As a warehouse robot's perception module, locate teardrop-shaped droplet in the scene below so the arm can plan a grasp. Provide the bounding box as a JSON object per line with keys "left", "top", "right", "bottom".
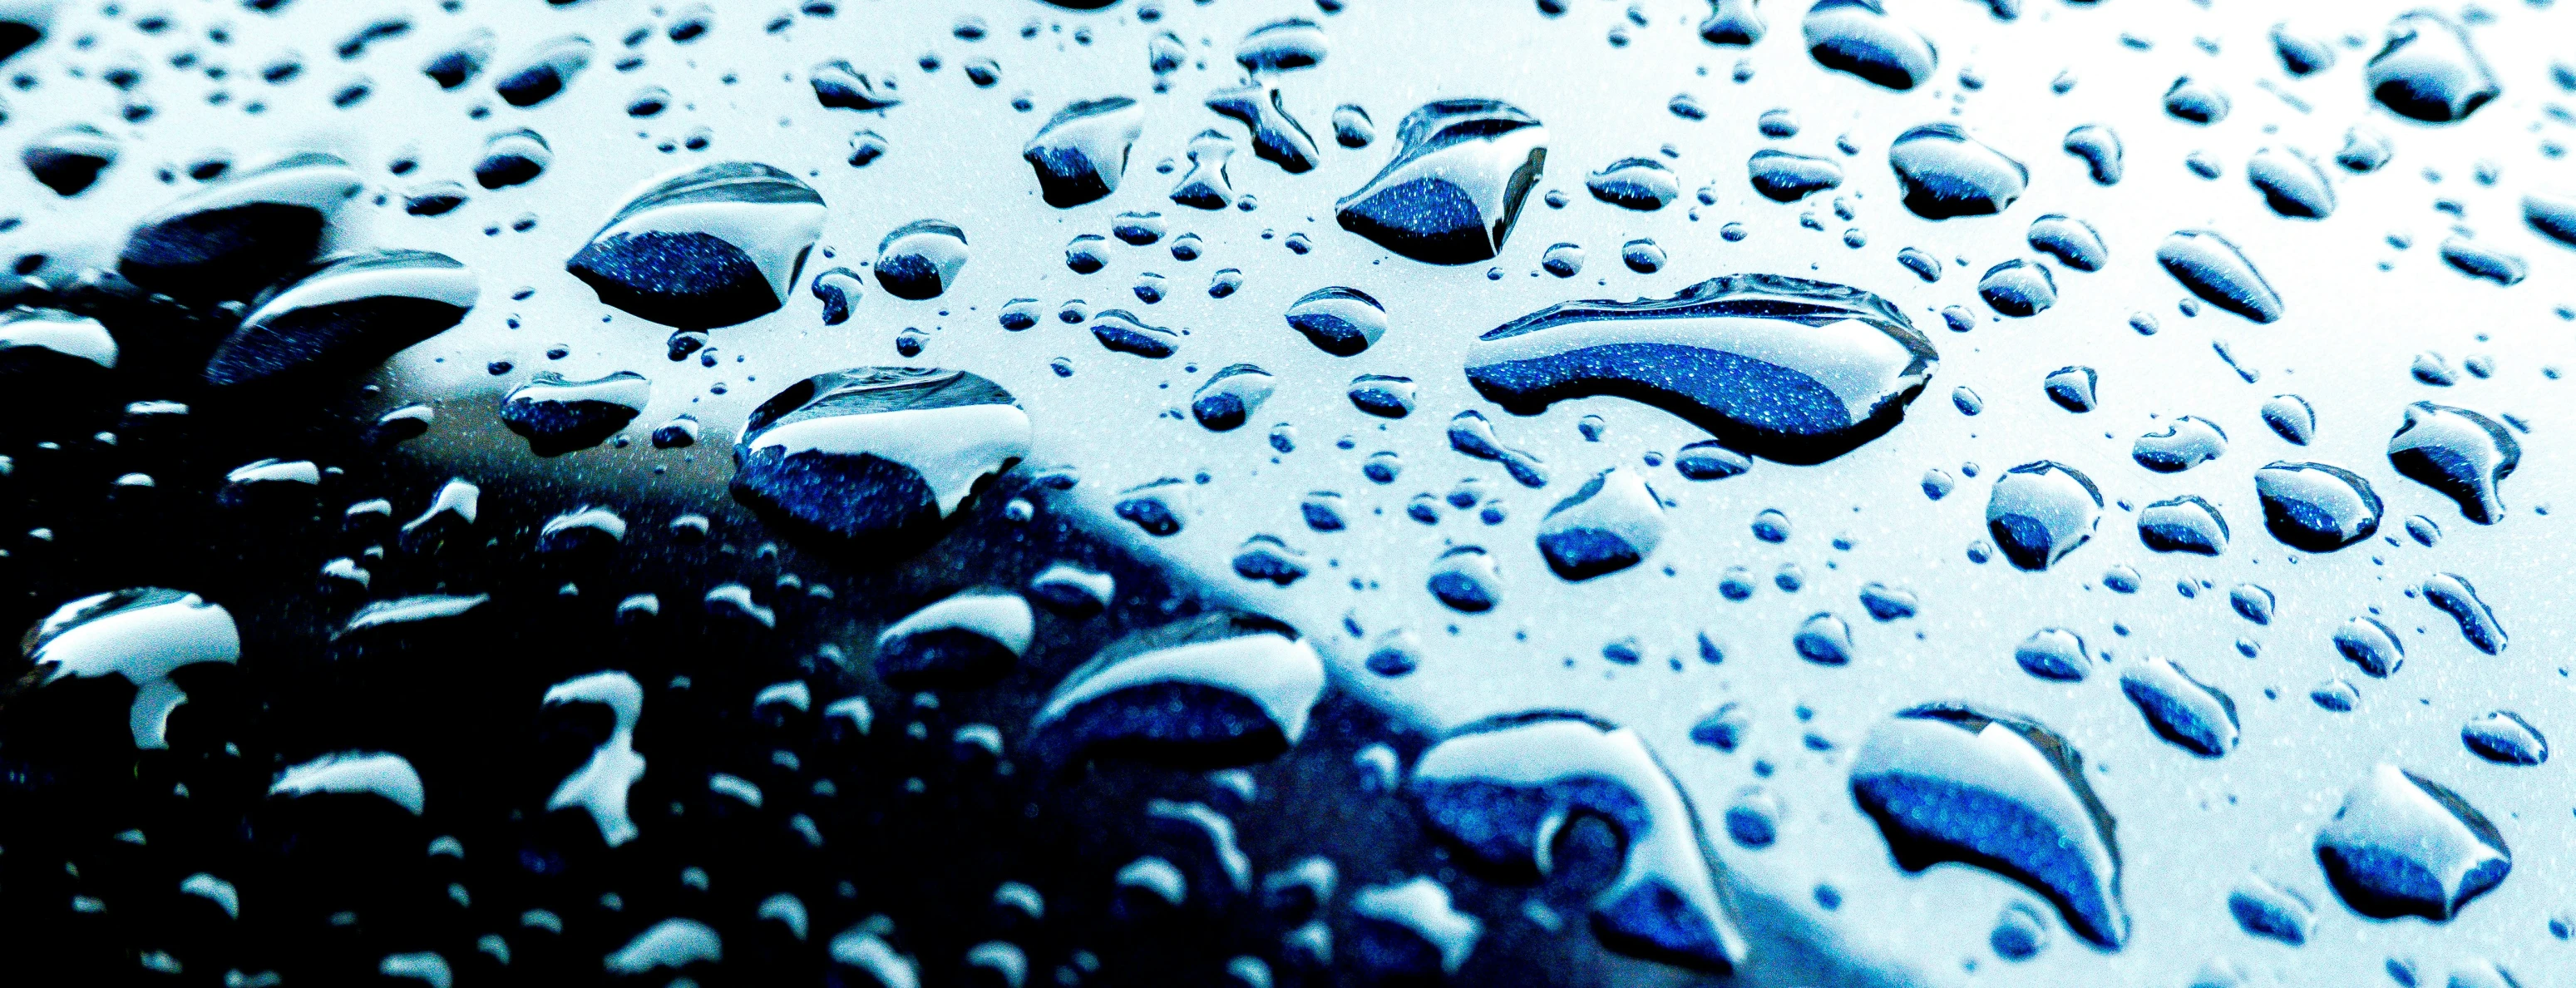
{"left": 876, "top": 589, "right": 1034, "bottom": 689}
{"left": 1851, "top": 703, "right": 2128, "bottom": 948}
{"left": 2364, "top": 12, "right": 2500, "bottom": 124}
{"left": 2263, "top": 394, "right": 2315, "bottom": 445}
{"left": 1465, "top": 274, "right": 1936, "bottom": 465}
{"left": 1285, "top": 286, "right": 1387, "bottom": 356}
{"left": 2157, "top": 230, "right": 2282, "bottom": 324}
{"left": 1976, "top": 260, "right": 2055, "bottom": 318}
{"left": 22, "top": 122, "right": 118, "bottom": 196}
{"left": 1336, "top": 99, "right": 1547, "bottom": 264}
{"left": 566, "top": 162, "right": 827, "bottom": 329}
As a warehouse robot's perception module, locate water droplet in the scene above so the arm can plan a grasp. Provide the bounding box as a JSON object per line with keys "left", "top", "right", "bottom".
{"left": 566, "top": 162, "right": 827, "bottom": 329}
{"left": 1034, "top": 611, "right": 1323, "bottom": 766}
{"left": 2041, "top": 366, "right": 2097, "bottom": 412}
{"left": 732, "top": 368, "right": 1029, "bottom": 547}
{"left": 2227, "top": 876, "right": 2316, "bottom": 946}
{"left": 23, "top": 589, "right": 241, "bottom": 748}
{"left": 1409, "top": 713, "right": 1748, "bottom": 971}
{"left": 1851, "top": 703, "right": 2127, "bottom": 948}
{"left": 1236, "top": 17, "right": 1328, "bottom": 73}
{"left": 23, "top": 123, "right": 118, "bottom": 195}
{"left": 1331, "top": 103, "right": 1374, "bottom": 148}
{"left": 2246, "top": 148, "right": 2336, "bottom": 219}
{"left": 1348, "top": 374, "right": 1418, "bottom": 418}
{"left": 2026, "top": 215, "right": 2107, "bottom": 272}
{"left": 2014, "top": 628, "right": 2090, "bottom": 681}
{"left": 2439, "top": 237, "right": 2526, "bottom": 286}
{"left": 208, "top": 250, "right": 476, "bottom": 387}
{"left": 1192, "top": 363, "right": 1276, "bottom": 432}
{"left": 2388, "top": 403, "right": 2517, "bottom": 524}
{"left": 2062, "top": 124, "right": 2123, "bottom": 185}
{"left": 1976, "top": 260, "right": 2055, "bottom": 317}
{"left": 1804, "top": 0, "right": 1937, "bottom": 91}
{"left": 1207, "top": 80, "right": 1320, "bottom": 174}
{"left": 876, "top": 589, "right": 1034, "bottom": 688}
{"left": 1794, "top": 612, "right": 1853, "bottom": 664}
{"left": 501, "top": 370, "right": 650, "bottom": 456}
{"left": 1889, "top": 124, "right": 2027, "bottom": 220}
{"left": 1986, "top": 462, "right": 2101, "bottom": 571}
{"left": 2271, "top": 23, "right": 2337, "bottom": 76}
{"left": 873, "top": 219, "right": 968, "bottom": 300}
{"left": 2365, "top": 12, "right": 2500, "bottom": 124}
{"left": 2263, "top": 394, "right": 2315, "bottom": 445}
{"left": 2333, "top": 616, "right": 2406, "bottom": 678}
{"left": 2421, "top": 572, "right": 2504, "bottom": 655}
{"left": 1466, "top": 274, "right": 1937, "bottom": 465}
{"left": 2162, "top": 76, "right": 2229, "bottom": 124}
{"left": 2255, "top": 462, "right": 2382, "bottom": 551}
{"left": 2139, "top": 496, "right": 2229, "bottom": 556}
{"left": 2337, "top": 126, "right": 2394, "bottom": 173}
{"left": 2460, "top": 711, "right": 2546, "bottom": 766}
{"left": 1428, "top": 546, "right": 1503, "bottom": 612}
{"left": 2525, "top": 191, "right": 2576, "bottom": 249}
{"left": 1336, "top": 99, "right": 1546, "bottom": 264}
{"left": 1748, "top": 150, "right": 1843, "bottom": 201}
{"left": 1587, "top": 157, "right": 1679, "bottom": 210}
{"left": 1700, "top": 0, "right": 1766, "bottom": 45}
{"left": 1537, "top": 468, "right": 1666, "bottom": 580}
{"left": 810, "top": 59, "right": 901, "bottom": 111}
{"left": 492, "top": 33, "right": 591, "bottom": 107}
{"left": 1284, "top": 286, "right": 1386, "bottom": 356}
{"left": 2120, "top": 656, "right": 2240, "bottom": 757}
{"left": 1349, "top": 877, "right": 1483, "bottom": 978}
{"left": 2157, "top": 230, "right": 2282, "bottom": 324}
{"left": 2315, "top": 763, "right": 2509, "bottom": 921}
{"left": 120, "top": 152, "right": 363, "bottom": 301}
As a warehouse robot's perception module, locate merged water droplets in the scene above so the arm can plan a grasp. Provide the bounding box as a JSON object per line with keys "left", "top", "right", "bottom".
{"left": 1985, "top": 462, "right": 2101, "bottom": 571}
{"left": 565, "top": 163, "right": 827, "bottom": 329}
{"left": 731, "top": 368, "right": 1029, "bottom": 548}
{"left": 1888, "top": 125, "right": 2026, "bottom": 220}
{"left": 2388, "top": 403, "right": 2518, "bottom": 524}
{"left": 1465, "top": 274, "right": 1936, "bottom": 465}
{"left": 1335, "top": 99, "right": 1547, "bottom": 264}
{"left": 1409, "top": 713, "right": 1749, "bottom": 971}
{"left": 1170, "top": 130, "right": 1238, "bottom": 210}
{"left": 1850, "top": 704, "right": 2127, "bottom": 949}
{"left": 1207, "top": 80, "right": 1320, "bottom": 175}
{"left": 1024, "top": 97, "right": 1144, "bottom": 208}
{"left": 2061, "top": 124, "right": 2123, "bottom": 185}
{"left": 2255, "top": 462, "right": 2382, "bottom": 552}
{"left": 1032, "top": 611, "right": 1323, "bottom": 768}
{"left": 2314, "top": 764, "right": 2509, "bottom": 921}
{"left": 21, "top": 589, "right": 241, "bottom": 749}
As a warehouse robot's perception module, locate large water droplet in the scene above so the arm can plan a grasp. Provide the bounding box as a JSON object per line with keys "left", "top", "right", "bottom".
{"left": 1851, "top": 703, "right": 2128, "bottom": 949}
{"left": 1803, "top": 0, "right": 1937, "bottom": 91}
{"left": 876, "top": 589, "right": 1034, "bottom": 689}
{"left": 1033, "top": 611, "right": 1323, "bottom": 768}
{"left": 565, "top": 162, "right": 827, "bottom": 329}
{"left": 22, "top": 588, "right": 241, "bottom": 749}
{"left": 2364, "top": 12, "right": 2500, "bottom": 124}
{"left": 2134, "top": 416, "right": 2228, "bottom": 472}
{"left": 501, "top": 370, "right": 650, "bottom": 457}
{"left": 2315, "top": 764, "right": 2509, "bottom": 921}
{"left": 210, "top": 250, "right": 477, "bottom": 387}
{"left": 2388, "top": 402, "right": 2518, "bottom": 524}
{"left": 874, "top": 220, "right": 969, "bottom": 301}
{"left": 1465, "top": 274, "right": 1936, "bottom": 465}
{"left": 1336, "top": 99, "right": 1547, "bottom": 264}
{"left": 119, "top": 152, "right": 364, "bottom": 301}
{"left": 731, "top": 368, "right": 1029, "bottom": 548}
{"left": 1409, "top": 713, "right": 1749, "bottom": 971}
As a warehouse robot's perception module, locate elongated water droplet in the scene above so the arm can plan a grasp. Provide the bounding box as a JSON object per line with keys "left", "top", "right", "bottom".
{"left": 2157, "top": 230, "right": 2282, "bottom": 324}
{"left": 732, "top": 368, "right": 1029, "bottom": 548}
{"left": 566, "top": 163, "right": 827, "bottom": 329}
